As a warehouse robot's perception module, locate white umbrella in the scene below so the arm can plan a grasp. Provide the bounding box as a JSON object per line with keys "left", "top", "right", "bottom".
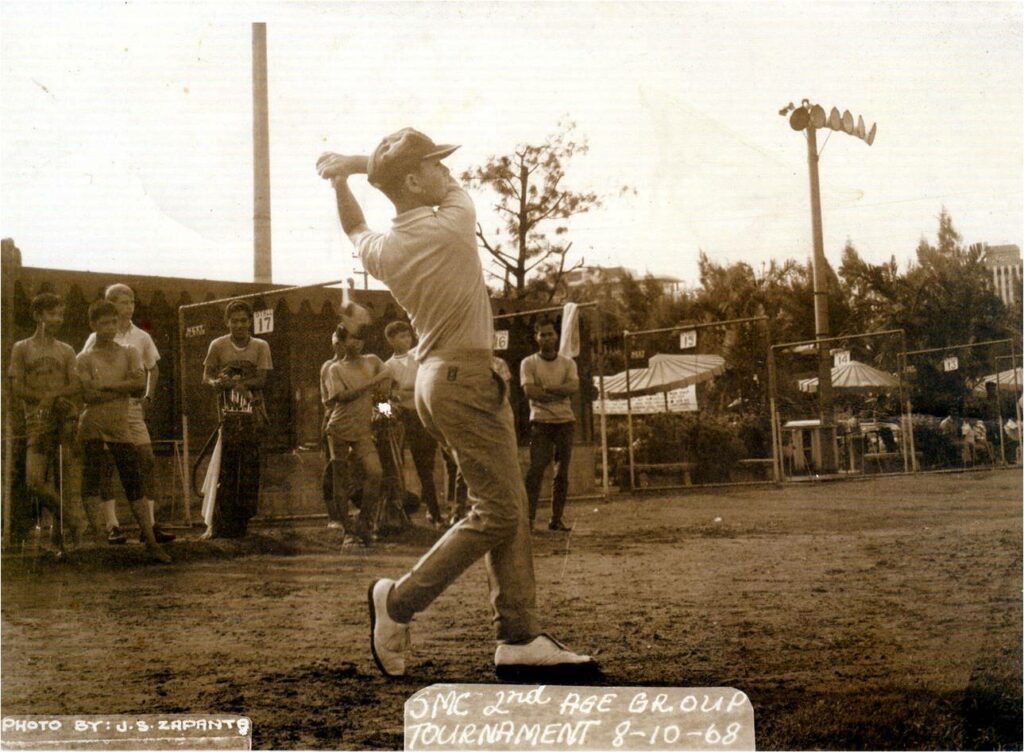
{"left": 972, "top": 366, "right": 1023, "bottom": 394}
{"left": 604, "top": 354, "right": 726, "bottom": 398}
{"left": 798, "top": 360, "right": 898, "bottom": 393}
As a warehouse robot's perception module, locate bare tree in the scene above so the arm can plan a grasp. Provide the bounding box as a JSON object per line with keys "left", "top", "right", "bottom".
{"left": 461, "top": 119, "right": 601, "bottom": 300}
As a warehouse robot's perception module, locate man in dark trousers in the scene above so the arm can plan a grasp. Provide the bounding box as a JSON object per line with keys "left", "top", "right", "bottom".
{"left": 521, "top": 319, "right": 579, "bottom": 532}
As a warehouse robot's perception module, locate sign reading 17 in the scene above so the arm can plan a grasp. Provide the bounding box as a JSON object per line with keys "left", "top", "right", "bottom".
{"left": 254, "top": 309, "right": 273, "bottom": 335}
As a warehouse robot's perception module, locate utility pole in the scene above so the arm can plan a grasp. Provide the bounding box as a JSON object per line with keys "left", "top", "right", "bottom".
{"left": 804, "top": 120, "right": 835, "bottom": 472}
{"left": 781, "top": 99, "right": 877, "bottom": 474}
{"left": 252, "top": 22, "right": 272, "bottom": 283}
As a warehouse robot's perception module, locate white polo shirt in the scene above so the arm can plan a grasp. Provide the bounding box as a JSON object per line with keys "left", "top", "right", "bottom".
{"left": 354, "top": 184, "right": 493, "bottom": 361}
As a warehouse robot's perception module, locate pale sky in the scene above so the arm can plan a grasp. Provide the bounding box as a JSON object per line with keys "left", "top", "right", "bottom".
{"left": 2, "top": 1, "right": 1021, "bottom": 289}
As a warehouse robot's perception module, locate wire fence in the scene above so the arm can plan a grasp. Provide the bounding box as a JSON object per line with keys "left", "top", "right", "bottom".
{"left": 600, "top": 316, "right": 775, "bottom": 491}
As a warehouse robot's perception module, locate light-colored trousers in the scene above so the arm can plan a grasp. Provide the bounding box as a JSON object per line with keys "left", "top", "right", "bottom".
{"left": 390, "top": 349, "right": 541, "bottom": 643}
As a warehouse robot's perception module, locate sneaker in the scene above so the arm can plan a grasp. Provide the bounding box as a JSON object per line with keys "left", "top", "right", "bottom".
{"left": 327, "top": 520, "right": 344, "bottom": 530}
{"left": 107, "top": 526, "right": 128, "bottom": 545}
{"left": 368, "top": 579, "right": 410, "bottom": 677}
{"left": 341, "top": 534, "right": 362, "bottom": 548}
{"left": 548, "top": 520, "right": 571, "bottom": 532}
{"left": 494, "top": 634, "right": 599, "bottom": 682}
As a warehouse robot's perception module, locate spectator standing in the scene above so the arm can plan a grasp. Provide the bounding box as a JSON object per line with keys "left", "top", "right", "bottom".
{"left": 961, "top": 418, "right": 976, "bottom": 465}
{"left": 201, "top": 301, "right": 271, "bottom": 539}
{"left": 82, "top": 284, "right": 174, "bottom": 545}
{"left": 322, "top": 323, "right": 391, "bottom": 546}
{"left": 520, "top": 320, "right": 579, "bottom": 532}
{"left": 384, "top": 321, "right": 443, "bottom": 528}
{"left": 8, "top": 293, "right": 86, "bottom": 552}
{"left": 1004, "top": 418, "right": 1020, "bottom": 464}
{"left": 78, "top": 301, "right": 169, "bottom": 562}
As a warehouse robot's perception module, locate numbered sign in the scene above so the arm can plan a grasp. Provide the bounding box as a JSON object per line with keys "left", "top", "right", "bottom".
{"left": 493, "top": 330, "right": 509, "bottom": 351}
{"left": 943, "top": 356, "right": 959, "bottom": 372}
{"left": 679, "top": 330, "right": 697, "bottom": 350}
{"left": 254, "top": 309, "right": 274, "bottom": 335}
{"left": 833, "top": 350, "right": 851, "bottom": 366}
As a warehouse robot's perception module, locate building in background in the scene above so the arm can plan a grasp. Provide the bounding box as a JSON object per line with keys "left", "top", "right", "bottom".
{"left": 563, "top": 265, "right": 689, "bottom": 300}
{"left": 981, "top": 244, "right": 1022, "bottom": 307}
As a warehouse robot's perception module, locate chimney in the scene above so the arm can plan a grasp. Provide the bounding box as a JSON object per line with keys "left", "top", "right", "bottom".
{"left": 252, "top": 22, "right": 272, "bottom": 283}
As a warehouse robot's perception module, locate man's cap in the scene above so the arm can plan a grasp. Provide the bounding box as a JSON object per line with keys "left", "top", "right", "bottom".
{"left": 367, "top": 127, "right": 460, "bottom": 190}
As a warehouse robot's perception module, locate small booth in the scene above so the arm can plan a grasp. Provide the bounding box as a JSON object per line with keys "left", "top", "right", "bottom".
{"left": 781, "top": 419, "right": 838, "bottom": 476}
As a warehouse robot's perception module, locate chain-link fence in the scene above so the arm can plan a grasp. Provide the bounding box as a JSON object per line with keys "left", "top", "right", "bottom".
{"left": 597, "top": 316, "right": 775, "bottom": 491}
{"left": 178, "top": 288, "right": 608, "bottom": 524}
{"left": 901, "top": 338, "right": 1020, "bottom": 471}
{"left": 769, "top": 329, "right": 911, "bottom": 479}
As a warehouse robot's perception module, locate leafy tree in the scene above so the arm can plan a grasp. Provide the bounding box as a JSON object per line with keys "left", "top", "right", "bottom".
{"left": 461, "top": 119, "right": 604, "bottom": 301}
{"left": 838, "top": 208, "right": 1013, "bottom": 414}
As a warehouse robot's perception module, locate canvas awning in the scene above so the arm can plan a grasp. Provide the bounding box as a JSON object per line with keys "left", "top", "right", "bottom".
{"left": 971, "top": 366, "right": 1023, "bottom": 394}
{"left": 798, "top": 360, "right": 898, "bottom": 393}
{"left": 603, "top": 354, "right": 726, "bottom": 398}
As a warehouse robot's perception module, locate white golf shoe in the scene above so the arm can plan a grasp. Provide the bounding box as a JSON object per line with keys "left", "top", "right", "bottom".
{"left": 494, "top": 634, "right": 600, "bottom": 681}
{"left": 368, "top": 579, "right": 410, "bottom": 677}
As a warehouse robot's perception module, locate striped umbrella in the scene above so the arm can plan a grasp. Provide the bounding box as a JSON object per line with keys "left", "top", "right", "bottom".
{"left": 798, "top": 360, "right": 898, "bottom": 393}
{"left": 603, "top": 354, "right": 726, "bottom": 398}
{"left": 972, "top": 366, "right": 1023, "bottom": 394}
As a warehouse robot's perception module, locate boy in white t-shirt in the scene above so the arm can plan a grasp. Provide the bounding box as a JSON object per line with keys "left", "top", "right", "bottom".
{"left": 202, "top": 300, "right": 272, "bottom": 539}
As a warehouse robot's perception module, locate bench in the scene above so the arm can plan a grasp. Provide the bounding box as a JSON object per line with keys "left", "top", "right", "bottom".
{"left": 863, "top": 451, "right": 901, "bottom": 473}
{"left": 733, "top": 458, "right": 775, "bottom": 481}
{"left": 633, "top": 462, "right": 697, "bottom": 487}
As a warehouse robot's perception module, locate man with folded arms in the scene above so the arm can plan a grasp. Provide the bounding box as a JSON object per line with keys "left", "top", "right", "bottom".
{"left": 521, "top": 318, "right": 579, "bottom": 532}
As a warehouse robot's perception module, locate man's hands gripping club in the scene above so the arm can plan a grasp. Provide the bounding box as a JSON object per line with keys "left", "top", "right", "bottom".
{"left": 317, "top": 153, "right": 369, "bottom": 182}
{"left": 318, "top": 152, "right": 371, "bottom": 240}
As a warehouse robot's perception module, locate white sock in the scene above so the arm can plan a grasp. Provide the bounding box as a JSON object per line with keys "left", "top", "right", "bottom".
{"left": 102, "top": 500, "right": 119, "bottom": 530}
{"left": 146, "top": 499, "right": 156, "bottom": 526}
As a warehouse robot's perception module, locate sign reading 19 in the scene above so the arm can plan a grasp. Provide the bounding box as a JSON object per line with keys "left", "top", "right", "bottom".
{"left": 611, "top": 720, "right": 742, "bottom": 747}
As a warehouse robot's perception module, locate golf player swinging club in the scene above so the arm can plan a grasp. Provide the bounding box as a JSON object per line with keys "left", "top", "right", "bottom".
{"left": 317, "top": 128, "right": 598, "bottom": 680}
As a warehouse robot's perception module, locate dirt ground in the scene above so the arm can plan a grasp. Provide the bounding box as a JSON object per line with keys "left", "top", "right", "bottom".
{"left": 2, "top": 469, "right": 1021, "bottom": 750}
